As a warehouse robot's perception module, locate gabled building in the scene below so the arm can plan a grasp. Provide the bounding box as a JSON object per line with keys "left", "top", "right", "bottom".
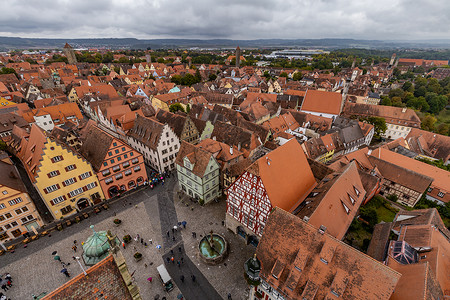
{"left": 343, "top": 103, "right": 421, "bottom": 140}
{"left": 20, "top": 102, "right": 83, "bottom": 131}
{"left": 0, "top": 153, "right": 43, "bottom": 242}
{"left": 300, "top": 89, "right": 343, "bottom": 119}
{"left": 252, "top": 208, "right": 401, "bottom": 300}
{"left": 385, "top": 209, "right": 450, "bottom": 299}
{"left": 371, "top": 147, "right": 450, "bottom": 205}
{"left": 79, "top": 124, "right": 148, "bottom": 199}
{"left": 226, "top": 140, "right": 317, "bottom": 245}
{"left": 175, "top": 141, "right": 221, "bottom": 204}
{"left": 154, "top": 109, "right": 200, "bottom": 144}
{"left": 127, "top": 115, "right": 180, "bottom": 173}
{"left": 8, "top": 125, "right": 104, "bottom": 220}
{"left": 367, "top": 155, "right": 433, "bottom": 207}
{"left": 292, "top": 161, "right": 366, "bottom": 240}
{"left": 0, "top": 112, "right": 29, "bottom": 139}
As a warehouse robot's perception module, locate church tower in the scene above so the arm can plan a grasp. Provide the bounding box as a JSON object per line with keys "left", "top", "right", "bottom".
{"left": 63, "top": 43, "right": 77, "bottom": 64}
{"left": 235, "top": 46, "right": 241, "bottom": 68}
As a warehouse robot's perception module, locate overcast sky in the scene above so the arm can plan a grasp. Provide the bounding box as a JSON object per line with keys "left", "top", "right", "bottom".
{"left": 1, "top": 0, "right": 449, "bottom": 40}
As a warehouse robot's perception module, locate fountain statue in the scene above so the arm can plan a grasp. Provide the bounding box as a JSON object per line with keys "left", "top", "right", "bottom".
{"left": 198, "top": 229, "right": 229, "bottom": 265}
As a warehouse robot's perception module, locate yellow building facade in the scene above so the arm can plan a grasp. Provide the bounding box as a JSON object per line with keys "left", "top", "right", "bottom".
{"left": 0, "top": 156, "right": 43, "bottom": 243}
{"left": 151, "top": 96, "right": 170, "bottom": 111}
{"left": 34, "top": 138, "right": 105, "bottom": 219}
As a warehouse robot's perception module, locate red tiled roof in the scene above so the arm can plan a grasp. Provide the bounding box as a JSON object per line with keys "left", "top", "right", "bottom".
{"left": 246, "top": 139, "right": 317, "bottom": 211}
{"left": 256, "top": 208, "right": 401, "bottom": 299}
{"left": 301, "top": 89, "right": 343, "bottom": 115}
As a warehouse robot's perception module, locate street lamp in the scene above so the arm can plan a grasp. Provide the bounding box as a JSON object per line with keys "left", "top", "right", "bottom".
{"left": 74, "top": 256, "right": 87, "bottom": 276}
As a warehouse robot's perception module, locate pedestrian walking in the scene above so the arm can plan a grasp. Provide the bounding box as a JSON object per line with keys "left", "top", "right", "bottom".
{"left": 177, "top": 260, "right": 180, "bottom": 268}
{"left": 140, "top": 238, "right": 143, "bottom": 244}
{"left": 73, "top": 240, "right": 77, "bottom": 245}
{"left": 72, "top": 245, "right": 77, "bottom": 252}
{"left": 178, "top": 246, "right": 182, "bottom": 253}
{"left": 147, "top": 277, "right": 152, "bottom": 283}
{"left": 191, "top": 274, "right": 196, "bottom": 282}
{"left": 170, "top": 249, "right": 174, "bottom": 255}
{"left": 171, "top": 256, "right": 175, "bottom": 264}
{"left": 180, "top": 275, "right": 185, "bottom": 283}
{"left": 4, "top": 274, "right": 11, "bottom": 283}
{"left": 122, "top": 242, "right": 126, "bottom": 249}
{"left": 167, "top": 231, "right": 170, "bottom": 237}
{"left": 172, "top": 236, "right": 176, "bottom": 241}
{"left": 166, "top": 257, "right": 170, "bottom": 264}
{"left": 144, "top": 242, "right": 148, "bottom": 247}
{"left": 1, "top": 284, "right": 7, "bottom": 291}
{"left": 61, "top": 268, "right": 70, "bottom": 278}
{"left": 228, "top": 293, "right": 232, "bottom": 300}
{"left": 149, "top": 239, "right": 153, "bottom": 245}
{"left": 171, "top": 228, "right": 175, "bottom": 234}
{"left": 181, "top": 257, "right": 184, "bottom": 264}
{"left": 6, "top": 281, "right": 11, "bottom": 288}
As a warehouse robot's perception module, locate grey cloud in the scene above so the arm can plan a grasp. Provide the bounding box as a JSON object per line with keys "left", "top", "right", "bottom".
{"left": 0, "top": 0, "right": 449, "bottom": 40}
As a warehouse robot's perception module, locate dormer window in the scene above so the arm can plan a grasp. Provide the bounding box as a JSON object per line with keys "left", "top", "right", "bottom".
{"left": 354, "top": 187, "right": 360, "bottom": 196}
{"left": 341, "top": 201, "right": 350, "bottom": 214}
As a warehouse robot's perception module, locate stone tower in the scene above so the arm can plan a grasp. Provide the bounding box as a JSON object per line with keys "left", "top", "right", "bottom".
{"left": 63, "top": 43, "right": 77, "bottom": 64}
{"left": 389, "top": 53, "right": 397, "bottom": 66}
{"left": 235, "top": 46, "right": 241, "bottom": 68}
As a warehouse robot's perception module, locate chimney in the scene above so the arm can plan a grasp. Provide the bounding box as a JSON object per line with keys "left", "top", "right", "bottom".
{"left": 318, "top": 225, "right": 327, "bottom": 234}
{"left": 402, "top": 107, "right": 407, "bottom": 113}
{"left": 230, "top": 146, "right": 233, "bottom": 155}
{"left": 266, "top": 157, "right": 271, "bottom": 165}
{"left": 237, "top": 142, "right": 241, "bottom": 151}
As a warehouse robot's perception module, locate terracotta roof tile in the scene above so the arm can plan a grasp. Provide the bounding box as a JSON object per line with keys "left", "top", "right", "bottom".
{"left": 256, "top": 208, "right": 401, "bottom": 299}
{"left": 301, "top": 90, "right": 343, "bottom": 115}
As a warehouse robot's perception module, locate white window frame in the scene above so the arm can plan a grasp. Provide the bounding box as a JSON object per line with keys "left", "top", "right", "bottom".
{"left": 69, "top": 187, "right": 84, "bottom": 198}
{"left": 52, "top": 196, "right": 65, "bottom": 204}
{"left": 79, "top": 172, "right": 91, "bottom": 180}
{"left": 63, "top": 177, "right": 76, "bottom": 186}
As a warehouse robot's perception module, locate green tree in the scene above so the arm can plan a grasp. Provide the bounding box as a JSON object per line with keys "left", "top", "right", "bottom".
{"left": 407, "top": 96, "right": 429, "bottom": 112}
{"left": 389, "top": 88, "right": 404, "bottom": 99}
{"left": 279, "top": 72, "right": 288, "bottom": 78}
{"left": 169, "top": 103, "right": 185, "bottom": 113}
{"left": 402, "top": 81, "right": 414, "bottom": 92}
{"left": 263, "top": 71, "right": 270, "bottom": 80}
{"left": 421, "top": 114, "right": 437, "bottom": 131}
{"left": 171, "top": 75, "right": 183, "bottom": 85}
{"left": 208, "top": 74, "right": 217, "bottom": 81}
{"left": 292, "top": 72, "right": 303, "bottom": 81}
{"left": 362, "top": 68, "right": 367, "bottom": 75}
{"left": 0, "top": 67, "right": 18, "bottom": 76}
{"left": 367, "top": 116, "right": 387, "bottom": 140}
{"left": 186, "top": 104, "right": 191, "bottom": 113}
{"left": 436, "top": 123, "right": 449, "bottom": 136}
{"left": 360, "top": 206, "right": 378, "bottom": 228}
{"left": 380, "top": 96, "right": 392, "bottom": 106}
{"left": 194, "top": 69, "right": 202, "bottom": 83}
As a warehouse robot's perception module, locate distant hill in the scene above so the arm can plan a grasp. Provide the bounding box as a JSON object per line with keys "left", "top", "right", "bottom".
{"left": 1, "top": 36, "right": 450, "bottom": 51}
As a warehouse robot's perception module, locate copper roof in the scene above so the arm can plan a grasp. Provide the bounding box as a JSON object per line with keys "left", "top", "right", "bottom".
{"left": 42, "top": 255, "right": 132, "bottom": 300}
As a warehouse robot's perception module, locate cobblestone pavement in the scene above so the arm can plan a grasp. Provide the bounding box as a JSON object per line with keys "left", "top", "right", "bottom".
{"left": 156, "top": 178, "right": 222, "bottom": 300}
{"left": 171, "top": 183, "right": 255, "bottom": 300}
{"left": 0, "top": 173, "right": 255, "bottom": 300}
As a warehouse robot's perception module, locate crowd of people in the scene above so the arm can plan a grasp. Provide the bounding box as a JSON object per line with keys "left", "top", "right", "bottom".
{"left": 0, "top": 273, "right": 13, "bottom": 300}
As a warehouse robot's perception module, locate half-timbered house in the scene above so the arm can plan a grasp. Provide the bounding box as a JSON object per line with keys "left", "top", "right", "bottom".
{"left": 225, "top": 139, "right": 317, "bottom": 246}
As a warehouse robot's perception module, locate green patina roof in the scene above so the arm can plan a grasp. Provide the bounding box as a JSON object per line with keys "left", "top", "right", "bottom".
{"left": 82, "top": 226, "right": 111, "bottom": 266}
